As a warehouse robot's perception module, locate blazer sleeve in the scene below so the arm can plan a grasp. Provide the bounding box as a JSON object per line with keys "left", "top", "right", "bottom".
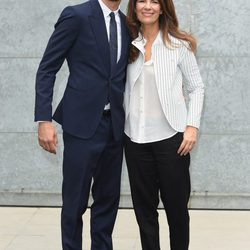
{"left": 178, "top": 44, "right": 205, "bottom": 129}
{"left": 34, "top": 6, "right": 80, "bottom": 121}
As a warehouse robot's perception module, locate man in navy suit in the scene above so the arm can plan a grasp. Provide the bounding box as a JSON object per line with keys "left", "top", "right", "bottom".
{"left": 34, "top": 0, "right": 130, "bottom": 249}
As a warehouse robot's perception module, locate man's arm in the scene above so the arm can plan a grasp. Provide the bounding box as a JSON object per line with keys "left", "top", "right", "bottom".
{"left": 35, "top": 6, "right": 79, "bottom": 121}
{"left": 35, "top": 7, "right": 79, "bottom": 153}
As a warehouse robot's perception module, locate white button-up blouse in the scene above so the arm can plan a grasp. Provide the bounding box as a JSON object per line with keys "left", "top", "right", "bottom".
{"left": 125, "top": 58, "right": 177, "bottom": 144}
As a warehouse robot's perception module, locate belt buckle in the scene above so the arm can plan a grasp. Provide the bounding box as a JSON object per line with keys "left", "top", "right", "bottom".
{"left": 103, "top": 109, "right": 111, "bottom": 116}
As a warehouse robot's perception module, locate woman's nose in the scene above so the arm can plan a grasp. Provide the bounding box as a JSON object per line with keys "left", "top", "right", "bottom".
{"left": 144, "top": 1, "right": 152, "bottom": 9}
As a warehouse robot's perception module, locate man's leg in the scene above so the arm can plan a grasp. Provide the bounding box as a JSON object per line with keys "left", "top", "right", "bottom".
{"left": 90, "top": 118, "right": 123, "bottom": 250}
{"left": 61, "top": 115, "right": 111, "bottom": 250}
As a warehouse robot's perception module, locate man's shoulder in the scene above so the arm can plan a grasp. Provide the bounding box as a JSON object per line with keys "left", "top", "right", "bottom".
{"left": 63, "top": 1, "right": 91, "bottom": 17}
{"left": 71, "top": 1, "right": 91, "bottom": 11}
{"left": 118, "top": 10, "right": 126, "bottom": 18}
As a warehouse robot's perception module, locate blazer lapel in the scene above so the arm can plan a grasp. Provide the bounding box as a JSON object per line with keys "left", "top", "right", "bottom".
{"left": 89, "top": 0, "right": 110, "bottom": 74}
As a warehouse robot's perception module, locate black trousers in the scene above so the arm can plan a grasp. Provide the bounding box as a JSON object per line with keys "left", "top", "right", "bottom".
{"left": 124, "top": 133, "right": 190, "bottom": 250}
{"left": 61, "top": 114, "right": 123, "bottom": 250}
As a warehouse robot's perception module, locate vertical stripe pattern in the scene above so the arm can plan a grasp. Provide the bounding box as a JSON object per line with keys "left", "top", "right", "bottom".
{"left": 124, "top": 32, "right": 204, "bottom": 132}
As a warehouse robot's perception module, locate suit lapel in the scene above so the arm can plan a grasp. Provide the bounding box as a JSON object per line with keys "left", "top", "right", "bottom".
{"left": 117, "top": 11, "right": 129, "bottom": 65}
{"left": 89, "top": 0, "right": 110, "bottom": 74}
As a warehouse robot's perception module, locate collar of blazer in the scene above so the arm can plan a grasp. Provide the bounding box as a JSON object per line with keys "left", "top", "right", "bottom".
{"left": 131, "top": 31, "right": 186, "bottom": 53}
{"left": 131, "top": 31, "right": 163, "bottom": 53}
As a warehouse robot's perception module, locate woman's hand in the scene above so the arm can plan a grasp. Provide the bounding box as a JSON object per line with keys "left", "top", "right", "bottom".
{"left": 177, "top": 126, "right": 198, "bottom": 156}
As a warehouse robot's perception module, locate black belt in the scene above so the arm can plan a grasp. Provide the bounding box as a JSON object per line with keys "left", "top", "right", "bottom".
{"left": 102, "top": 109, "right": 111, "bottom": 116}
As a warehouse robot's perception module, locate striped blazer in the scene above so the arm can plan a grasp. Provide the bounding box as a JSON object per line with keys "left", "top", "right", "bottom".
{"left": 124, "top": 32, "right": 204, "bottom": 132}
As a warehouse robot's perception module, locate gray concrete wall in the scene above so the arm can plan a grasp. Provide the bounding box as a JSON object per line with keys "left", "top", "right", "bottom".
{"left": 0, "top": 0, "right": 249, "bottom": 209}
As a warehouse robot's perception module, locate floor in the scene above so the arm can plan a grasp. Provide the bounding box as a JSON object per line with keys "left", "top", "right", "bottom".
{"left": 0, "top": 207, "right": 249, "bottom": 250}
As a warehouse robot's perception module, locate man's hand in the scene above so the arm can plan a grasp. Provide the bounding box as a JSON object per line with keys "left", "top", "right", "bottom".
{"left": 38, "top": 122, "right": 58, "bottom": 154}
{"left": 177, "top": 126, "right": 198, "bottom": 156}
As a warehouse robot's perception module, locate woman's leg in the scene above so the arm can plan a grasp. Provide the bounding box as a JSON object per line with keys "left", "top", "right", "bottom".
{"left": 153, "top": 133, "right": 191, "bottom": 250}
{"left": 124, "top": 135, "right": 160, "bottom": 250}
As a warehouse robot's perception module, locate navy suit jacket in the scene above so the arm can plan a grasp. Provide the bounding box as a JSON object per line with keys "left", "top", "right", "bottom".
{"left": 35, "top": 0, "right": 130, "bottom": 140}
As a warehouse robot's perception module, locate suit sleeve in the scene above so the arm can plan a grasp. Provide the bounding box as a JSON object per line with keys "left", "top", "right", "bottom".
{"left": 178, "top": 44, "right": 205, "bottom": 129}
{"left": 34, "top": 6, "right": 79, "bottom": 121}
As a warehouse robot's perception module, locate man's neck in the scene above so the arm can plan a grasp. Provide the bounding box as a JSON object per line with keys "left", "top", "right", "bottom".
{"left": 101, "top": 0, "right": 120, "bottom": 11}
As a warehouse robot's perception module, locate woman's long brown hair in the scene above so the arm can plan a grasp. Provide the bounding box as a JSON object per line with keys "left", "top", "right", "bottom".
{"left": 126, "top": 0, "right": 197, "bottom": 63}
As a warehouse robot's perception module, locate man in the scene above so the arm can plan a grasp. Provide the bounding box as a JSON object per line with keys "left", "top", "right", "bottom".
{"left": 34, "top": 0, "right": 130, "bottom": 249}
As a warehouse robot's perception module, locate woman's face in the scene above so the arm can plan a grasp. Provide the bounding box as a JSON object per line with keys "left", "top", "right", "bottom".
{"left": 135, "top": 0, "right": 162, "bottom": 26}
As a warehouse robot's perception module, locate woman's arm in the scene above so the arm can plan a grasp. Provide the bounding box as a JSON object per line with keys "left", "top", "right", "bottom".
{"left": 177, "top": 44, "right": 205, "bottom": 155}
{"left": 178, "top": 44, "right": 205, "bottom": 129}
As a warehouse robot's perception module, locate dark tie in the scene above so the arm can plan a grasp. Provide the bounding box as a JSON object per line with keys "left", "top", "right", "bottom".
{"left": 109, "top": 12, "right": 118, "bottom": 73}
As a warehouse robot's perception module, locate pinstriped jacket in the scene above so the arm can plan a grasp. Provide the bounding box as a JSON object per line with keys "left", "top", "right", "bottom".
{"left": 124, "top": 32, "right": 205, "bottom": 132}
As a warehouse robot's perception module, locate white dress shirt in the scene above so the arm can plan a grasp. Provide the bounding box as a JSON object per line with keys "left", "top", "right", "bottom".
{"left": 125, "top": 60, "right": 177, "bottom": 143}
{"left": 98, "top": 0, "right": 122, "bottom": 110}
{"left": 98, "top": 0, "right": 121, "bottom": 62}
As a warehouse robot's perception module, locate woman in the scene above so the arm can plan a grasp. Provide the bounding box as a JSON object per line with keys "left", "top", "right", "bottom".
{"left": 124, "top": 0, "right": 204, "bottom": 249}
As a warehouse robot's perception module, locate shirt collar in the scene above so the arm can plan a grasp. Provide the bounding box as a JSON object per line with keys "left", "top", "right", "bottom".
{"left": 98, "top": 0, "right": 120, "bottom": 18}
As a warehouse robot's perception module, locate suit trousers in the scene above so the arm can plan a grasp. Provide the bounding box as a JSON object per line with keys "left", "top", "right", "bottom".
{"left": 124, "top": 133, "right": 190, "bottom": 250}
{"left": 61, "top": 114, "right": 123, "bottom": 250}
